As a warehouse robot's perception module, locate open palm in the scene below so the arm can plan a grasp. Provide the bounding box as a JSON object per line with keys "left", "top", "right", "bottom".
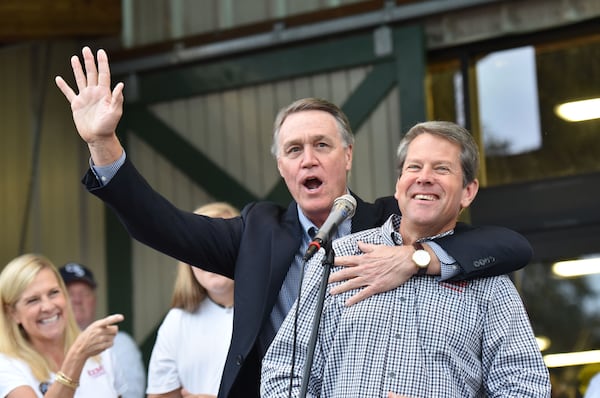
{"left": 55, "top": 46, "right": 124, "bottom": 145}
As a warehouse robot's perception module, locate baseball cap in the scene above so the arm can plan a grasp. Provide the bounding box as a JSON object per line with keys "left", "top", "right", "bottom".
{"left": 59, "top": 262, "right": 97, "bottom": 289}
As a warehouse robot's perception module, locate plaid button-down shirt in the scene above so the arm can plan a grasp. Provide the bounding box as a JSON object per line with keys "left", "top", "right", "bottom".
{"left": 261, "top": 214, "right": 550, "bottom": 398}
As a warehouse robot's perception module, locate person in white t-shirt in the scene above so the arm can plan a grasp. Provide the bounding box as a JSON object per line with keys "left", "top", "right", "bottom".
{"left": 585, "top": 372, "right": 600, "bottom": 397}
{"left": 147, "top": 202, "right": 238, "bottom": 398}
{"left": 0, "top": 254, "right": 126, "bottom": 398}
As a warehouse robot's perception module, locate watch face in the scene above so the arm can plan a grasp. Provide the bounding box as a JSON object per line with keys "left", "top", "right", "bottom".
{"left": 413, "top": 250, "right": 431, "bottom": 268}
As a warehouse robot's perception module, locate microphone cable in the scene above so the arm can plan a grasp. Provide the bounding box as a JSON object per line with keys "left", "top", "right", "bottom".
{"left": 287, "top": 255, "right": 309, "bottom": 398}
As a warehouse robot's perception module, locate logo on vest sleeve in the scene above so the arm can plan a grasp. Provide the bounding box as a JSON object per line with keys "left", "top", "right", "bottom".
{"left": 473, "top": 256, "right": 495, "bottom": 268}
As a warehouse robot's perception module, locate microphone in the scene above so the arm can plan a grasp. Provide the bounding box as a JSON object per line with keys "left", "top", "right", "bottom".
{"left": 303, "top": 194, "right": 357, "bottom": 261}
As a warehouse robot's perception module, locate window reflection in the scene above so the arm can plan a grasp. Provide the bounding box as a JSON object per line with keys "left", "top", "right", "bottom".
{"left": 427, "top": 32, "right": 600, "bottom": 398}
{"left": 476, "top": 46, "right": 542, "bottom": 156}
{"left": 485, "top": 37, "right": 600, "bottom": 186}
{"left": 428, "top": 36, "right": 600, "bottom": 187}
{"left": 517, "top": 261, "right": 600, "bottom": 397}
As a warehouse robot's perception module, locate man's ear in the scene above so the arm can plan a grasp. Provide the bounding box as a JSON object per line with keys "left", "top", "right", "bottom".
{"left": 460, "top": 179, "right": 479, "bottom": 209}
{"left": 345, "top": 144, "right": 353, "bottom": 172}
{"left": 276, "top": 157, "right": 284, "bottom": 177}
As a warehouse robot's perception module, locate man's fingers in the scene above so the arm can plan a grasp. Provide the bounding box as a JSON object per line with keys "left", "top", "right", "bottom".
{"left": 329, "top": 277, "right": 365, "bottom": 295}
{"left": 345, "top": 287, "right": 374, "bottom": 306}
{"left": 97, "top": 49, "right": 112, "bottom": 88}
{"left": 71, "top": 54, "right": 87, "bottom": 93}
{"left": 333, "top": 255, "right": 359, "bottom": 267}
{"left": 55, "top": 76, "right": 76, "bottom": 103}
{"left": 328, "top": 267, "right": 357, "bottom": 283}
{"left": 334, "top": 242, "right": 376, "bottom": 267}
{"left": 83, "top": 46, "right": 99, "bottom": 87}
{"left": 356, "top": 241, "right": 377, "bottom": 252}
{"left": 111, "top": 82, "right": 125, "bottom": 109}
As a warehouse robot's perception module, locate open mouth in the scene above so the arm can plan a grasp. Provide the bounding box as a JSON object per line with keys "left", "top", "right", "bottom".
{"left": 304, "top": 177, "right": 323, "bottom": 190}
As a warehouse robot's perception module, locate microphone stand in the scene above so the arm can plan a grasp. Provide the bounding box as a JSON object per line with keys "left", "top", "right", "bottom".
{"left": 299, "top": 240, "right": 335, "bottom": 398}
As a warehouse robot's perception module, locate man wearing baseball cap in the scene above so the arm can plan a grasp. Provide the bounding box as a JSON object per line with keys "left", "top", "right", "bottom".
{"left": 60, "top": 263, "right": 147, "bottom": 398}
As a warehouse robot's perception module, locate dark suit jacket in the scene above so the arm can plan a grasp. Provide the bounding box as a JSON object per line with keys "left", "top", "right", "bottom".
{"left": 83, "top": 159, "right": 532, "bottom": 398}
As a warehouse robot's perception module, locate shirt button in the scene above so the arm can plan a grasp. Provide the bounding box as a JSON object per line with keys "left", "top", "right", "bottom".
{"left": 236, "top": 354, "right": 244, "bottom": 365}
{"left": 388, "top": 371, "right": 396, "bottom": 379}
{"left": 101, "top": 176, "right": 107, "bottom": 182}
{"left": 394, "top": 333, "right": 402, "bottom": 339}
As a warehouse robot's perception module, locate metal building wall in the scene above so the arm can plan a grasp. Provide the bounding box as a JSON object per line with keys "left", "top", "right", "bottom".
{"left": 3, "top": 0, "right": 597, "bottom": 350}
{"left": 127, "top": 64, "right": 402, "bottom": 340}
{"left": 123, "top": 0, "right": 366, "bottom": 47}
{"left": 95, "top": 0, "right": 600, "bottom": 347}
{"left": 0, "top": 41, "right": 110, "bottom": 320}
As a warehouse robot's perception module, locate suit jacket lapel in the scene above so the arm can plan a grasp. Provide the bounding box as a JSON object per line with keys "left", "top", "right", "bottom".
{"left": 265, "top": 202, "right": 301, "bottom": 317}
{"left": 350, "top": 192, "right": 380, "bottom": 233}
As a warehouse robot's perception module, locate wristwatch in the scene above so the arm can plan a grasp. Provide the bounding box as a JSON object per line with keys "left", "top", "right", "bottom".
{"left": 412, "top": 242, "right": 431, "bottom": 276}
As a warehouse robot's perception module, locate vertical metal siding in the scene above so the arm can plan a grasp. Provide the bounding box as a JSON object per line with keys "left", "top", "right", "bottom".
{"left": 0, "top": 42, "right": 409, "bottom": 347}
{"left": 131, "top": 63, "right": 401, "bottom": 337}
{"left": 0, "top": 45, "right": 32, "bottom": 266}
{"left": 0, "top": 41, "right": 110, "bottom": 321}
{"left": 128, "top": 133, "right": 216, "bottom": 339}
{"left": 126, "top": 0, "right": 368, "bottom": 47}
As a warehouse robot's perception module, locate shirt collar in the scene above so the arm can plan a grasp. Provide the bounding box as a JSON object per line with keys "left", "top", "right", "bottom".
{"left": 297, "top": 206, "right": 318, "bottom": 242}
{"left": 381, "top": 214, "right": 403, "bottom": 246}
{"left": 296, "top": 190, "right": 352, "bottom": 241}
{"left": 380, "top": 214, "right": 455, "bottom": 246}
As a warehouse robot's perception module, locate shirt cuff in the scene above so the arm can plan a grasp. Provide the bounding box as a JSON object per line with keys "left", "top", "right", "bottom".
{"left": 90, "top": 150, "right": 126, "bottom": 186}
{"left": 426, "top": 241, "right": 460, "bottom": 281}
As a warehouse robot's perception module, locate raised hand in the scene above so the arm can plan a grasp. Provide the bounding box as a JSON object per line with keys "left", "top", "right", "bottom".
{"left": 73, "top": 313, "right": 124, "bottom": 357}
{"left": 55, "top": 46, "right": 124, "bottom": 165}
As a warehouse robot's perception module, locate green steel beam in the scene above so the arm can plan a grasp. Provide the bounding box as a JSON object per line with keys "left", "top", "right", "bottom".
{"left": 394, "top": 24, "right": 426, "bottom": 133}
{"left": 342, "top": 60, "right": 397, "bottom": 131}
{"left": 112, "top": 24, "right": 427, "bottom": 352}
{"left": 132, "top": 32, "right": 382, "bottom": 105}
{"left": 105, "top": 132, "right": 134, "bottom": 334}
{"left": 125, "top": 105, "right": 258, "bottom": 209}
{"left": 264, "top": 178, "right": 293, "bottom": 205}
{"left": 105, "top": 209, "right": 134, "bottom": 333}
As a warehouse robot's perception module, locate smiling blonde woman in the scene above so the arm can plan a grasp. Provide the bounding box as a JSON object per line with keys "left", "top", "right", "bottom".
{"left": 0, "top": 253, "right": 126, "bottom": 398}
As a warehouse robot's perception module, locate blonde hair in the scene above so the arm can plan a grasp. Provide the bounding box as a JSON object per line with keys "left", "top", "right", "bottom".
{"left": 170, "top": 202, "right": 239, "bottom": 312}
{"left": 0, "top": 254, "right": 81, "bottom": 382}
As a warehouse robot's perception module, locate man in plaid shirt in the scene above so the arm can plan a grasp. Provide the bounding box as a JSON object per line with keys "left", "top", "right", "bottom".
{"left": 261, "top": 121, "right": 551, "bottom": 398}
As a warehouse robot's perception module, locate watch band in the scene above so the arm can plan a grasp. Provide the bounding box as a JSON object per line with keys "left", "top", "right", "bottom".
{"left": 413, "top": 242, "right": 425, "bottom": 251}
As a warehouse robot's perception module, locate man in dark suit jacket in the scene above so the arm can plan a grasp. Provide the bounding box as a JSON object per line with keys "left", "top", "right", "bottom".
{"left": 56, "top": 47, "right": 532, "bottom": 398}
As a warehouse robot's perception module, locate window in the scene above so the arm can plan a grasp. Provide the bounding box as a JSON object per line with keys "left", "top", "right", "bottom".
{"left": 428, "top": 31, "right": 600, "bottom": 396}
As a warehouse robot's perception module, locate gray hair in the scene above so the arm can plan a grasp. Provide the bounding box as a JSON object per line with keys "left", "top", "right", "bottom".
{"left": 396, "top": 121, "right": 479, "bottom": 187}
{"left": 270, "top": 98, "right": 354, "bottom": 158}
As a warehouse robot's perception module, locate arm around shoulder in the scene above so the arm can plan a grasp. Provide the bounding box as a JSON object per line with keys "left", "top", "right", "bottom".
{"left": 435, "top": 224, "right": 533, "bottom": 279}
